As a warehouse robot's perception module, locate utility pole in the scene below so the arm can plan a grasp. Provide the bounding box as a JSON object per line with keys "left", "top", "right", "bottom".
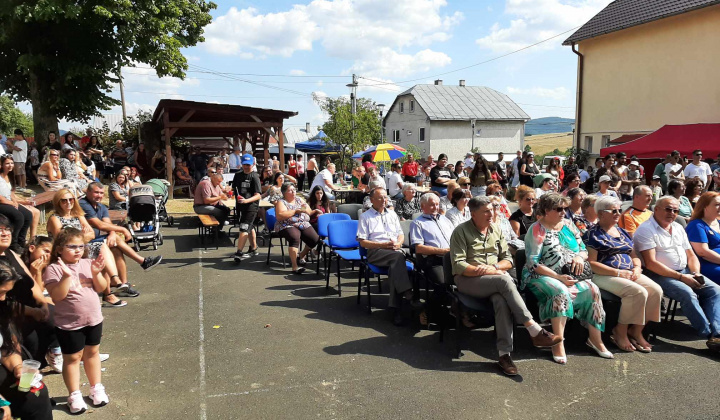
{"left": 471, "top": 119, "right": 476, "bottom": 151}
{"left": 119, "top": 69, "right": 127, "bottom": 122}
{"left": 346, "top": 74, "right": 358, "bottom": 169}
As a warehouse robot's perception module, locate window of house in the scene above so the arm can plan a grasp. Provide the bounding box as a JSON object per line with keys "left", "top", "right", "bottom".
{"left": 585, "top": 136, "right": 593, "bottom": 152}
{"left": 399, "top": 102, "right": 404, "bottom": 113}
{"left": 410, "top": 100, "right": 415, "bottom": 112}
{"left": 602, "top": 135, "right": 610, "bottom": 147}
{"left": 419, "top": 127, "right": 425, "bottom": 143}
{"left": 393, "top": 130, "right": 400, "bottom": 143}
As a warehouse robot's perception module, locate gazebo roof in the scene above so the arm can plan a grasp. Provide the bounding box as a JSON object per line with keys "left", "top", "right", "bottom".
{"left": 152, "top": 99, "right": 298, "bottom": 138}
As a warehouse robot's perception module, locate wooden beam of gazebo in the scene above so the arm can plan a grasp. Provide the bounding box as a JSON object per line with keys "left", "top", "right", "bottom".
{"left": 152, "top": 99, "right": 297, "bottom": 198}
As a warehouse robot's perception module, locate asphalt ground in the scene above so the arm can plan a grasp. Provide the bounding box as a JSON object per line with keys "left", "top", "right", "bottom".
{"left": 45, "top": 215, "right": 720, "bottom": 419}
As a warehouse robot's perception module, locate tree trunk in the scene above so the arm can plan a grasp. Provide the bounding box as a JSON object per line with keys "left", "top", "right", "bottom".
{"left": 29, "top": 72, "right": 59, "bottom": 149}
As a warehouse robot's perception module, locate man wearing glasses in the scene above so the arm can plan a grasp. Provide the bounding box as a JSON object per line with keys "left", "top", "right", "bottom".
{"left": 634, "top": 196, "right": 720, "bottom": 353}
{"left": 683, "top": 149, "right": 712, "bottom": 191}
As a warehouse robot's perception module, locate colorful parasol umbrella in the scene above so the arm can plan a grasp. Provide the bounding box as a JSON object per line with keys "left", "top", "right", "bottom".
{"left": 352, "top": 145, "right": 376, "bottom": 159}
{"left": 368, "top": 143, "right": 406, "bottom": 162}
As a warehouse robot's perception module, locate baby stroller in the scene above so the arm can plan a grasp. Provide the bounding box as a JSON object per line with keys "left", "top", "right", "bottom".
{"left": 145, "top": 179, "right": 174, "bottom": 226}
{"left": 127, "top": 184, "right": 164, "bottom": 251}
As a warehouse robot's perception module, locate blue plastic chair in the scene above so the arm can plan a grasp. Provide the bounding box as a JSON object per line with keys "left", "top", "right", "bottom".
{"left": 325, "top": 220, "right": 362, "bottom": 296}
{"left": 358, "top": 246, "right": 414, "bottom": 314}
{"left": 264, "top": 209, "right": 286, "bottom": 268}
{"left": 316, "top": 213, "right": 351, "bottom": 275}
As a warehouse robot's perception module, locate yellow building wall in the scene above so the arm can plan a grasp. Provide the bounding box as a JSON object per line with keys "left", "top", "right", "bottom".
{"left": 576, "top": 4, "right": 720, "bottom": 155}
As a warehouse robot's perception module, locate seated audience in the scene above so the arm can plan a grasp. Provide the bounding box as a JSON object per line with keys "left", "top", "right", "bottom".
{"left": 438, "top": 181, "right": 460, "bottom": 214}
{"left": 685, "top": 177, "right": 703, "bottom": 207}
{"left": 561, "top": 173, "right": 582, "bottom": 195}
{"left": 274, "top": 183, "right": 319, "bottom": 274}
{"left": 264, "top": 172, "right": 287, "bottom": 204}
{"left": 509, "top": 185, "right": 536, "bottom": 239}
{"left": 564, "top": 187, "right": 586, "bottom": 221}
{"left": 37, "top": 149, "right": 75, "bottom": 192}
{"left": 686, "top": 192, "right": 720, "bottom": 283}
{"left": 534, "top": 173, "right": 556, "bottom": 199}
{"left": 0, "top": 156, "right": 35, "bottom": 250}
{"left": 618, "top": 185, "right": 653, "bottom": 236}
{"left": 409, "top": 193, "right": 452, "bottom": 286}
{"left": 310, "top": 163, "right": 339, "bottom": 201}
{"left": 574, "top": 195, "right": 598, "bottom": 235}
{"left": 668, "top": 179, "right": 692, "bottom": 221}
{"left": 358, "top": 187, "right": 417, "bottom": 324}
{"left": 394, "top": 184, "right": 421, "bottom": 221}
{"left": 387, "top": 163, "right": 404, "bottom": 200}
{"left": 634, "top": 196, "right": 720, "bottom": 353}
{"left": 586, "top": 196, "right": 662, "bottom": 353}
{"left": 445, "top": 188, "right": 471, "bottom": 228}
{"left": 363, "top": 180, "right": 393, "bottom": 211}
{"left": 174, "top": 158, "right": 194, "bottom": 192}
{"left": 108, "top": 172, "right": 130, "bottom": 210}
{"left": 486, "top": 181, "right": 510, "bottom": 218}
{"left": 308, "top": 186, "right": 331, "bottom": 232}
{"left": 59, "top": 148, "right": 90, "bottom": 194}
{"left": 490, "top": 195, "right": 524, "bottom": 253}
{"left": 522, "top": 193, "right": 611, "bottom": 364}
{"left": 595, "top": 175, "right": 619, "bottom": 198}
{"left": 193, "top": 173, "right": 230, "bottom": 227}
{"left": 450, "top": 196, "right": 562, "bottom": 375}
{"left": 429, "top": 154, "right": 455, "bottom": 196}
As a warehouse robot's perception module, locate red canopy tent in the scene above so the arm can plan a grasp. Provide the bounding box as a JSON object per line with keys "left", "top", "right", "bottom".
{"left": 601, "top": 123, "right": 720, "bottom": 158}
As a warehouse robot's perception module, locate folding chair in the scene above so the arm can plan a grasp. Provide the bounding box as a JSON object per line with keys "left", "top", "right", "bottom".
{"left": 337, "top": 203, "right": 363, "bottom": 220}
{"left": 325, "top": 220, "right": 362, "bottom": 296}
{"left": 264, "top": 209, "right": 286, "bottom": 268}
{"left": 358, "top": 246, "right": 414, "bottom": 314}
{"left": 315, "top": 213, "right": 351, "bottom": 275}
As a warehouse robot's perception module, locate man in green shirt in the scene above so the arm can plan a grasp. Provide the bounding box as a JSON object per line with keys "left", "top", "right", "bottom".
{"left": 449, "top": 196, "right": 561, "bottom": 376}
{"left": 654, "top": 154, "right": 671, "bottom": 193}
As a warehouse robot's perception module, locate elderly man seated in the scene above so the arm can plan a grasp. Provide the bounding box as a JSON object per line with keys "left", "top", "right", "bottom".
{"left": 358, "top": 187, "right": 417, "bottom": 325}
{"left": 362, "top": 180, "right": 394, "bottom": 211}
{"left": 409, "top": 193, "right": 453, "bottom": 284}
{"left": 449, "top": 196, "right": 562, "bottom": 376}
{"left": 618, "top": 185, "right": 653, "bottom": 236}
{"left": 634, "top": 196, "right": 720, "bottom": 353}
{"left": 193, "top": 173, "right": 230, "bottom": 227}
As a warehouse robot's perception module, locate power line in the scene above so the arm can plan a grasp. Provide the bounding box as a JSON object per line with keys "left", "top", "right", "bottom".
{"left": 186, "top": 64, "right": 314, "bottom": 98}
{"left": 358, "top": 26, "right": 582, "bottom": 87}
{"left": 129, "top": 66, "right": 346, "bottom": 78}
{"left": 119, "top": 89, "right": 314, "bottom": 99}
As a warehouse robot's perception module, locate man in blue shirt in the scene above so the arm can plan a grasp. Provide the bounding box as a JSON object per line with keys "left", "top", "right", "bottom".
{"left": 80, "top": 183, "right": 162, "bottom": 300}
{"left": 409, "top": 193, "right": 453, "bottom": 285}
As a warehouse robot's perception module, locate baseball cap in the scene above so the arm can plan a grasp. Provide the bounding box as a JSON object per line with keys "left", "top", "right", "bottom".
{"left": 241, "top": 154, "right": 254, "bottom": 165}
{"left": 652, "top": 175, "right": 661, "bottom": 180}
{"left": 629, "top": 160, "right": 639, "bottom": 166}
{"left": 598, "top": 175, "right": 612, "bottom": 183}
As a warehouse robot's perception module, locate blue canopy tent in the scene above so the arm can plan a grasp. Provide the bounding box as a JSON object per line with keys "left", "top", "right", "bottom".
{"left": 295, "top": 131, "right": 343, "bottom": 153}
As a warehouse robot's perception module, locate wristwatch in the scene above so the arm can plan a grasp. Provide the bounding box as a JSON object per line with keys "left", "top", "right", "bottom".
{"left": 492, "top": 263, "right": 500, "bottom": 270}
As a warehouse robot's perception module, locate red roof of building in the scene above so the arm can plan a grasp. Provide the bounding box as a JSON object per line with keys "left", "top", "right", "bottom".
{"left": 601, "top": 123, "right": 720, "bottom": 158}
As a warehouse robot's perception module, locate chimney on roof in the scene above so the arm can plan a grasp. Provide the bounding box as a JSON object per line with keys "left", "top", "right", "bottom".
{"left": 459, "top": 80, "right": 466, "bottom": 87}
{"left": 305, "top": 122, "right": 310, "bottom": 133}
{"left": 434, "top": 79, "right": 443, "bottom": 86}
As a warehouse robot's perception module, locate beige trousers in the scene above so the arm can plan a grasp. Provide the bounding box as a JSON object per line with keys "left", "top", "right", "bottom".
{"left": 593, "top": 274, "right": 662, "bottom": 325}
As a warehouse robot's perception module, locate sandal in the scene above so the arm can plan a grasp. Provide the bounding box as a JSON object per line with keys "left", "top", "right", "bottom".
{"left": 291, "top": 268, "right": 306, "bottom": 275}
{"left": 629, "top": 338, "right": 652, "bottom": 353}
{"left": 102, "top": 297, "right": 127, "bottom": 308}
{"left": 297, "top": 257, "right": 307, "bottom": 267}
{"left": 610, "top": 335, "right": 635, "bottom": 352}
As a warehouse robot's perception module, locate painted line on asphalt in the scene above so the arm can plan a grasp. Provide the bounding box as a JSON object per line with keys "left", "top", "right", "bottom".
{"left": 198, "top": 249, "right": 207, "bottom": 420}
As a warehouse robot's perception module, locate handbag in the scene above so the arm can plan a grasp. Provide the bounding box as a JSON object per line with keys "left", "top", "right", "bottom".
{"left": 561, "top": 260, "right": 593, "bottom": 281}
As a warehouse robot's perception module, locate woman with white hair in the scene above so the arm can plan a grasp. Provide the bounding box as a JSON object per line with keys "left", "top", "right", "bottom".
{"left": 394, "top": 183, "right": 420, "bottom": 221}
{"left": 585, "top": 195, "right": 662, "bottom": 353}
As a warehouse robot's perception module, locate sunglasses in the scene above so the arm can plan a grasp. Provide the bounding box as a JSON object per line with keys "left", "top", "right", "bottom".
{"left": 460, "top": 183, "right": 470, "bottom": 186}
{"left": 553, "top": 207, "right": 568, "bottom": 212}
{"left": 49, "top": 153, "right": 59, "bottom": 157}
{"left": 664, "top": 207, "right": 680, "bottom": 214}
{"left": 602, "top": 209, "right": 622, "bottom": 215}
{"left": 64, "top": 244, "right": 85, "bottom": 250}
{"left": 60, "top": 198, "right": 74, "bottom": 204}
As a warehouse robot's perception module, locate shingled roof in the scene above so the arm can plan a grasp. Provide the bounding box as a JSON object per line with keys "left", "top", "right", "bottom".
{"left": 563, "top": 0, "right": 720, "bottom": 45}
{"left": 390, "top": 84, "right": 529, "bottom": 122}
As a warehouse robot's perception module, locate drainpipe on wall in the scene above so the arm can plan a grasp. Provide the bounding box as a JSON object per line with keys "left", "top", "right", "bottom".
{"left": 571, "top": 42, "right": 584, "bottom": 152}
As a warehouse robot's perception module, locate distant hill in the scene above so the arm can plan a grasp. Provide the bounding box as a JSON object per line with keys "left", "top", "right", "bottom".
{"left": 525, "top": 117, "right": 574, "bottom": 136}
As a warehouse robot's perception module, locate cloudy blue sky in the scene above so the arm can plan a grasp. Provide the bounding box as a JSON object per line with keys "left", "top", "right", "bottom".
{"left": 54, "top": 0, "right": 614, "bottom": 130}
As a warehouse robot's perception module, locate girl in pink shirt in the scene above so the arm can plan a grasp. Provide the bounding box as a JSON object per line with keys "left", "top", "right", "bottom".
{"left": 43, "top": 228, "right": 108, "bottom": 414}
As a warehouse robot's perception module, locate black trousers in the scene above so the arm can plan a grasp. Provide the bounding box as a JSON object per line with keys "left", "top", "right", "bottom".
{"left": 0, "top": 204, "right": 31, "bottom": 247}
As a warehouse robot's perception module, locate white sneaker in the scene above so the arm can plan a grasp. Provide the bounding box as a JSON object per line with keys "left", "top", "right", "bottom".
{"left": 89, "top": 383, "right": 109, "bottom": 407}
{"left": 45, "top": 349, "right": 63, "bottom": 373}
{"left": 80, "top": 353, "right": 109, "bottom": 366}
{"left": 68, "top": 390, "right": 87, "bottom": 414}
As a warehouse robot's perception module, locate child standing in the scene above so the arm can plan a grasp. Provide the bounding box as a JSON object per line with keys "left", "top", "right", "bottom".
{"left": 42, "top": 228, "right": 108, "bottom": 414}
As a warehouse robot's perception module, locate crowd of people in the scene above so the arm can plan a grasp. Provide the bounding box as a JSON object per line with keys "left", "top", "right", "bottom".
{"left": 190, "top": 145, "right": 720, "bottom": 378}
{"left": 0, "top": 128, "right": 169, "bottom": 417}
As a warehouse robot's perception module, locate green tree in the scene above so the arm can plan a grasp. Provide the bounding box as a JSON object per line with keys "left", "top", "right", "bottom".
{"left": 313, "top": 94, "right": 382, "bottom": 172}
{"left": 0, "top": 0, "right": 216, "bottom": 147}
{"left": 0, "top": 95, "right": 33, "bottom": 136}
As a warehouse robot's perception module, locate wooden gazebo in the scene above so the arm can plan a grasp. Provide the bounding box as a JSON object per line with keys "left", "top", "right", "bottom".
{"left": 152, "top": 99, "right": 298, "bottom": 196}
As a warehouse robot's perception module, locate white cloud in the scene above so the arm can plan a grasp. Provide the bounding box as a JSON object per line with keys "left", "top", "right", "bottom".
{"left": 121, "top": 64, "right": 200, "bottom": 94}
{"left": 203, "top": 0, "right": 462, "bottom": 79}
{"left": 476, "top": 0, "right": 611, "bottom": 53}
{"left": 289, "top": 69, "right": 306, "bottom": 76}
{"left": 507, "top": 86, "right": 569, "bottom": 100}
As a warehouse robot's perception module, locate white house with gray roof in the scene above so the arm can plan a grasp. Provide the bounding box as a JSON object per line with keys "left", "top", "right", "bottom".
{"left": 382, "top": 80, "right": 530, "bottom": 163}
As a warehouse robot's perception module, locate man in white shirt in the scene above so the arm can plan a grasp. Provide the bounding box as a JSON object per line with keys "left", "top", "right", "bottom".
{"left": 510, "top": 150, "right": 522, "bottom": 188}
{"left": 309, "top": 162, "right": 339, "bottom": 200}
{"left": 387, "top": 162, "right": 404, "bottom": 199}
{"left": 228, "top": 147, "right": 243, "bottom": 173}
{"left": 683, "top": 149, "right": 712, "bottom": 191}
{"left": 367, "top": 166, "right": 386, "bottom": 190}
{"left": 665, "top": 150, "right": 685, "bottom": 182}
{"left": 634, "top": 196, "right": 720, "bottom": 353}
{"left": 357, "top": 187, "right": 416, "bottom": 325}
{"left": 10, "top": 129, "right": 28, "bottom": 189}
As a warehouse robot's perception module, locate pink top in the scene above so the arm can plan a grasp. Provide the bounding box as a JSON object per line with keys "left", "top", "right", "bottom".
{"left": 193, "top": 178, "right": 222, "bottom": 206}
{"left": 43, "top": 259, "right": 103, "bottom": 330}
